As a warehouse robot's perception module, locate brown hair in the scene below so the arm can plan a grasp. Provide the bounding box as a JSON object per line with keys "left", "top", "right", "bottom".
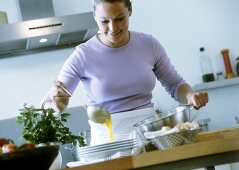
{"left": 94, "top": 0, "right": 132, "bottom": 10}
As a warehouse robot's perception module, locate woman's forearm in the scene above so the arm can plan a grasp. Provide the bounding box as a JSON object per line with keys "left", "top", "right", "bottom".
{"left": 177, "top": 83, "right": 208, "bottom": 109}
{"left": 177, "top": 83, "right": 194, "bottom": 104}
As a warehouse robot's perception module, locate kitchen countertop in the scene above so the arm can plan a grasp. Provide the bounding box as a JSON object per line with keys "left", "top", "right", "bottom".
{"left": 62, "top": 127, "right": 239, "bottom": 170}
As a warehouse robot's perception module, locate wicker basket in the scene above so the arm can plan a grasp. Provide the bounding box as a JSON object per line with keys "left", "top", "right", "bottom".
{"left": 150, "top": 129, "right": 200, "bottom": 150}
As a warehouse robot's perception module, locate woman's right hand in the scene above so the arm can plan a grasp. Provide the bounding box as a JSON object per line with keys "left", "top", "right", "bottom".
{"left": 50, "top": 80, "right": 71, "bottom": 113}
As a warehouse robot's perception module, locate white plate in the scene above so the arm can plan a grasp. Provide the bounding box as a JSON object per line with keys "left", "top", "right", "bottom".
{"left": 77, "top": 142, "right": 140, "bottom": 156}
{"left": 77, "top": 138, "right": 138, "bottom": 151}
{"left": 76, "top": 141, "right": 139, "bottom": 154}
{"left": 77, "top": 145, "right": 141, "bottom": 162}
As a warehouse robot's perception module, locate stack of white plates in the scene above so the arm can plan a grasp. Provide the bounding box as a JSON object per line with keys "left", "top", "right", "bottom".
{"left": 74, "top": 138, "right": 142, "bottom": 162}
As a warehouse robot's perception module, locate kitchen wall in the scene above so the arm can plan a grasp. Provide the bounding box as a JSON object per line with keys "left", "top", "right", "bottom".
{"left": 1, "top": 1, "right": 239, "bottom": 169}
{"left": 0, "top": 0, "right": 239, "bottom": 119}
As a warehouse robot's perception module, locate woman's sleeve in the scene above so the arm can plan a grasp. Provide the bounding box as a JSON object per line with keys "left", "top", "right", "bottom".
{"left": 151, "top": 36, "right": 186, "bottom": 101}
{"left": 39, "top": 47, "right": 84, "bottom": 107}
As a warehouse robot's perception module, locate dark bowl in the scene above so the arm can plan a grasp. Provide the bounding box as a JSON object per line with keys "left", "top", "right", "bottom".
{"left": 0, "top": 145, "right": 59, "bottom": 170}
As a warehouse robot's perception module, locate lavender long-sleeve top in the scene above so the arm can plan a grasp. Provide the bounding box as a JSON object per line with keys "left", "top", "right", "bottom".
{"left": 41, "top": 31, "right": 186, "bottom": 113}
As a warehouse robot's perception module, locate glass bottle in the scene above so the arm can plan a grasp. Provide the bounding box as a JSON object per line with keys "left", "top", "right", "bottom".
{"left": 236, "top": 56, "right": 239, "bottom": 77}
{"left": 199, "top": 47, "right": 215, "bottom": 82}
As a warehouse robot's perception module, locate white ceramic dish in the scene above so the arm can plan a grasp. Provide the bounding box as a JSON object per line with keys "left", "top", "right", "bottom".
{"left": 76, "top": 142, "right": 141, "bottom": 162}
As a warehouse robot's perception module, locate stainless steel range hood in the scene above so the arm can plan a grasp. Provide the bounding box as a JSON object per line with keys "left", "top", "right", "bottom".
{"left": 0, "top": 0, "right": 98, "bottom": 57}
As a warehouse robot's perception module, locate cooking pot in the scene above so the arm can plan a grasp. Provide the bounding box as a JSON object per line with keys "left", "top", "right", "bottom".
{"left": 133, "top": 105, "right": 194, "bottom": 142}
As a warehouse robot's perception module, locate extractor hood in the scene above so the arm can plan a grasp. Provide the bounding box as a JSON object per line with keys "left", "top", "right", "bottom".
{"left": 0, "top": 0, "right": 98, "bottom": 57}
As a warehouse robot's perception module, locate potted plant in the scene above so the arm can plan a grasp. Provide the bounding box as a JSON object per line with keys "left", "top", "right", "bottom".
{"left": 16, "top": 104, "right": 86, "bottom": 169}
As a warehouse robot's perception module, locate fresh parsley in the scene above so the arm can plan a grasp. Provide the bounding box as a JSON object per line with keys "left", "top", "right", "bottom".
{"left": 16, "top": 105, "right": 86, "bottom": 147}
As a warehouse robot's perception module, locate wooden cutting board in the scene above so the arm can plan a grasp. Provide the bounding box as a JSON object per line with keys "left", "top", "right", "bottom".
{"left": 195, "top": 126, "right": 239, "bottom": 142}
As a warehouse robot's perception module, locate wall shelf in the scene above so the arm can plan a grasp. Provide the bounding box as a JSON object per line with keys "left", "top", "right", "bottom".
{"left": 193, "top": 77, "right": 239, "bottom": 91}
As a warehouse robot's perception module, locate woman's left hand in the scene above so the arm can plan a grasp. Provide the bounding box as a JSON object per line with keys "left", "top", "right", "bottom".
{"left": 187, "top": 91, "right": 208, "bottom": 110}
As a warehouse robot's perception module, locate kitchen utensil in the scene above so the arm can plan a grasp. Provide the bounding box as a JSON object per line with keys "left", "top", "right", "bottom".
{"left": 0, "top": 145, "right": 59, "bottom": 170}
{"left": 150, "top": 129, "right": 200, "bottom": 150}
{"left": 56, "top": 84, "right": 72, "bottom": 97}
{"left": 133, "top": 105, "right": 193, "bottom": 142}
{"left": 87, "top": 106, "right": 111, "bottom": 124}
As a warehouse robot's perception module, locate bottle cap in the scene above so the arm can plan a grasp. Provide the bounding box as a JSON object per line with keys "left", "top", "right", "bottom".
{"left": 220, "top": 49, "right": 229, "bottom": 55}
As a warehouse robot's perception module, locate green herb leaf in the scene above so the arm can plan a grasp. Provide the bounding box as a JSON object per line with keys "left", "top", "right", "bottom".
{"left": 16, "top": 105, "right": 86, "bottom": 147}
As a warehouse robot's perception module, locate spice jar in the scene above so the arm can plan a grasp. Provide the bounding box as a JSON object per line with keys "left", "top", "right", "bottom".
{"left": 220, "top": 49, "right": 236, "bottom": 79}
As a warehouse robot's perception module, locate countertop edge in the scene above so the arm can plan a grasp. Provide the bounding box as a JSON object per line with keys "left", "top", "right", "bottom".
{"left": 62, "top": 135, "right": 239, "bottom": 170}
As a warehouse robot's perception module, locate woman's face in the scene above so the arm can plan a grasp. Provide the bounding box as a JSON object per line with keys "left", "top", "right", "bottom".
{"left": 94, "top": 1, "right": 132, "bottom": 48}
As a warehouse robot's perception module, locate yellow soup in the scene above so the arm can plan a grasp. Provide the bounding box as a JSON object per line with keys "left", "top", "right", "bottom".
{"left": 104, "top": 117, "right": 114, "bottom": 142}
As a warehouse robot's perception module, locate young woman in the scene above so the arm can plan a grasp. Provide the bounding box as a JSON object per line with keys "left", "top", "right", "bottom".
{"left": 41, "top": 0, "right": 208, "bottom": 145}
